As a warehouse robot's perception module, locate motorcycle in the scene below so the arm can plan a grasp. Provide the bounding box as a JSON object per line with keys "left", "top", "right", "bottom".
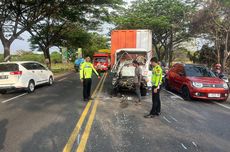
{"left": 219, "top": 73, "right": 229, "bottom": 88}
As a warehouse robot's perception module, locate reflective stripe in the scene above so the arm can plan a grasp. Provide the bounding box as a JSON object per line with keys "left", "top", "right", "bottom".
{"left": 80, "top": 62, "right": 99, "bottom": 79}
{"left": 152, "top": 65, "right": 163, "bottom": 87}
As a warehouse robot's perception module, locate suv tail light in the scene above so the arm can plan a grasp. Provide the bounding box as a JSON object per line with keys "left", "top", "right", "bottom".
{"left": 10, "top": 71, "right": 22, "bottom": 75}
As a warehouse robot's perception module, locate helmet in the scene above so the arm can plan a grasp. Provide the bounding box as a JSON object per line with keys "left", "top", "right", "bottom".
{"left": 215, "top": 64, "right": 221, "bottom": 68}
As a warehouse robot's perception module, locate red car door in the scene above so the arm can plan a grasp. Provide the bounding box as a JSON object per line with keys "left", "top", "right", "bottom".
{"left": 174, "top": 65, "right": 185, "bottom": 91}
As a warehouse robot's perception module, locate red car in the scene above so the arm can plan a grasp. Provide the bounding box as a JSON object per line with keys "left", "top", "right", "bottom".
{"left": 165, "top": 63, "right": 229, "bottom": 101}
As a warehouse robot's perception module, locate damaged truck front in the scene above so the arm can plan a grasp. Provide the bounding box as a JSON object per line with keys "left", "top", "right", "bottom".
{"left": 111, "top": 49, "right": 152, "bottom": 95}
{"left": 110, "top": 30, "right": 152, "bottom": 96}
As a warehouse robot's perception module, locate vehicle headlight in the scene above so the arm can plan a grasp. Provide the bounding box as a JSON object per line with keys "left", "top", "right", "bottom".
{"left": 192, "top": 82, "right": 203, "bottom": 88}
{"left": 223, "top": 83, "right": 229, "bottom": 89}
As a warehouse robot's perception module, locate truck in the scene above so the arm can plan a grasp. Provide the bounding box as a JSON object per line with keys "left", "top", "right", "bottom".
{"left": 93, "top": 50, "right": 111, "bottom": 71}
{"left": 110, "top": 30, "right": 153, "bottom": 96}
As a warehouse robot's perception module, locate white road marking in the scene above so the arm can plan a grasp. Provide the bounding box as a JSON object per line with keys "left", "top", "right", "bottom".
{"left": 181, "top": 143, "right": 188, "bottom": 150}
{"left": 163, "top": 89, "right": 184, "bottom": 100}
{"left": 1, "top": 93, "right": 27, "bottom": 103}
{"left": 170, "top": 96, "right": 181, "bottom": 99}
{"left": 58, "top": 77, "right": 67, "bottom": 82}
{"left": 192, "top": 141, "right": 197, "bottom": 147}
{"left": 214, "top": 102, "right": 230, "bottom": 110}
{"left": 163, "top": 116, "right": 171, "bottom": 123}
{"left": 169, "top": 116, "right": 178, "bottom": 122}
{"left": 77, "top": 134, "right": 81, "bottom": 145}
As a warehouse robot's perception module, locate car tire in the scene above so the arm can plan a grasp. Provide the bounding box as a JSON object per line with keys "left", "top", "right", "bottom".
{"left": 48, "top": 76, "right": 53, "bottom": 86}
{"left": 165, "top": 79, "right": 171, "bottom": 91}
{"left": 0, "top": 90, "right": 7, "bottom": 94}
{"left": 27, "top": 80, "right": 35, "bottom": 93}
{"left": 182, "top": 86, "right": 191, "bottom": 101}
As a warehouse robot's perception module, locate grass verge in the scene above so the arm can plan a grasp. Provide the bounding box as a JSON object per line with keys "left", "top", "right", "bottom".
{"left": 51, "top": 63, "right": 74, "bottom": 75}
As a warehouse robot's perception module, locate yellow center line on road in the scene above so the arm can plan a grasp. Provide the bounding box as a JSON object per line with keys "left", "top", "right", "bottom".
{"left": 76, "top": 73, "right": 107, "bottom": 152}
{"left": 62, "top": 73, "right": 106, "bottom": 152}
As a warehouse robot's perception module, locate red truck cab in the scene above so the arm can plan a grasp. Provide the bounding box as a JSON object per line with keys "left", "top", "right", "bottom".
{"left": 93, "top": 53, "right": 110, "bottom": 71}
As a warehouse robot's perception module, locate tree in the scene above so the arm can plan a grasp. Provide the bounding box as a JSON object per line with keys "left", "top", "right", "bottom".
{"left": 28, "top": 0, "right": 123, "bottom": 68}
{"left": 113, "top": 0, "right": 195, "bottom": 66}
{"left": 88, "top": 33, "right": 109, "bottom": 52}
{"left": 0, "top": 0, "right": 49, "bottom": 61}
{"left": 190, "top": 0, "right": 230, "bottom": 71}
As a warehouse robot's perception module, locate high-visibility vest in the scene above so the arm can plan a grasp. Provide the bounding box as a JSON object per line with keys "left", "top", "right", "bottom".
{"left": 152, "top": 65, "right": 163, "bottom": 87}
{"left": 80, "top": 62, "right": 99, "bottom": 79}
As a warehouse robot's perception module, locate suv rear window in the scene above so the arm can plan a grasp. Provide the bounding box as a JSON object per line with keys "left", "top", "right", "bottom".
{"left": 185, "top": 65, "right": 215, "bottom": 77}
{"left": 0, "top": 64, "right": 19, "bottom": 72}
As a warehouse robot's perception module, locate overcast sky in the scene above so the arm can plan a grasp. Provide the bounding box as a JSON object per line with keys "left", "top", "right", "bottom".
{"left": 0, "top": 0, "right": 134, "bottom": 53}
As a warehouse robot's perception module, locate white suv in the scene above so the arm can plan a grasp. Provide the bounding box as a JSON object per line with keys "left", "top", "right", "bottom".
{"left": 0, "top": 61, "right": 54, "bottom": 93}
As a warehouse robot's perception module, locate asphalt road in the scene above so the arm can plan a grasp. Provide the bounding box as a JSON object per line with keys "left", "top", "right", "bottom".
{"left": 0, "top": 72, "right": 230, "bottom": 152}
{"left": 0, "top": 72, "right": 100, "bottom": 152}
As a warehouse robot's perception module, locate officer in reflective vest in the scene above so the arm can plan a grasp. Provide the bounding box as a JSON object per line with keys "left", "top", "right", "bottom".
{"left": 80, "top": 56, "right": 100, "bottom": 101}
{"left": 144, "top": 57, "right": 163, "bottom": 118}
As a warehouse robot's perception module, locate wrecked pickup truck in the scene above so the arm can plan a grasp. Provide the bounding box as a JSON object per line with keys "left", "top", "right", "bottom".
{"left": 111, "top": 48, "right": 152, "bottom": 96}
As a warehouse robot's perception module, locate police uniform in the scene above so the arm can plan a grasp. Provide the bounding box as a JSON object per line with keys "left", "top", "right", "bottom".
{"left": 80, "top": 62, "right": 99, "bottom": 101}
{"left": 150, "top": 65, "right": 163, "bottom": 115}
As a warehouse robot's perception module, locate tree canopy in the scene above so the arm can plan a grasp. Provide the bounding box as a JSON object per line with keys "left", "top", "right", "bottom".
{"left": 113, "top": 0, "right": 195, "bottom": 66}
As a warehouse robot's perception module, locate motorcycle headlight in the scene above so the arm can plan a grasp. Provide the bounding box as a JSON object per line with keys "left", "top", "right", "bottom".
{"left": 223, "top": 83, "right": 229, "bottom": 89}
{"left": 192, "top": 82, "right": 203, "bottom": 88}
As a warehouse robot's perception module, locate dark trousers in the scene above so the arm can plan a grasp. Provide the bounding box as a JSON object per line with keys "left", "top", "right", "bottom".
{"left": 83, "top": 78, "right": 92, "bottom": 100}
{"left": 150, "top": 86, "right": 161, "bottom": 115}
{"left": 135, "top": 84, "right": 141, "bottom": 102}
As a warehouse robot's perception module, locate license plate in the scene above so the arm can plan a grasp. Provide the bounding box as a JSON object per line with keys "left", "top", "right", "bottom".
{"left": 0, "top": 75, "right": 8, "bottom": 79}
{"left": 208, "top": 93, "right": 220, "bottom": 98}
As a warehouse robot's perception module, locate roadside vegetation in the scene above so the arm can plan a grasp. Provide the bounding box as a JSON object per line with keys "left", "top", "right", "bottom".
{"left": 113, "top": 0, "right": 229, "bottom": 74}
{"left": 0, "top": 0, "right": 229, "bottom": 74}
{"left": 0, "top": 52, "right": 72, "bottom": 75}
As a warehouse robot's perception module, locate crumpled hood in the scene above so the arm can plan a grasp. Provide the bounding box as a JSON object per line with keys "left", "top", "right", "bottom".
{"left": 120, "top": 66, "right": 135, "bottom": 77}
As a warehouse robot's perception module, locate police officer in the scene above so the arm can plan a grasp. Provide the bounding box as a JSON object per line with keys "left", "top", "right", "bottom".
{"left": 80, "top": 56, "right": 100, "bottom": 101}
{"left": 144, "top": 57, "right": 163, "bottom": 118}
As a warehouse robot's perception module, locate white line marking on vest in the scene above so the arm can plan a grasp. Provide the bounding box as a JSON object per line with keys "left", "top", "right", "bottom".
{"left": 1, "top": 93, "right": 27, "bottom": 103}
{"left": 163, "top": 116, "right": 171, "bottom": 123}
{"left": 181, "top": 143, "right": 188, "bottom": 150}
{"left": 214, "top": 102, "right": 230, "bottom": 110}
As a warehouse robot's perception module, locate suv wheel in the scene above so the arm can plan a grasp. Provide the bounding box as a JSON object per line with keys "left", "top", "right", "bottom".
{"left": 182, "top": 86, "right": 191, "bottom": 101}
{"left": 48, "top": 76, "right": 53, "bottom": 86}
{"left": 28, "top": 80, "right": 35, "bottom": 93}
